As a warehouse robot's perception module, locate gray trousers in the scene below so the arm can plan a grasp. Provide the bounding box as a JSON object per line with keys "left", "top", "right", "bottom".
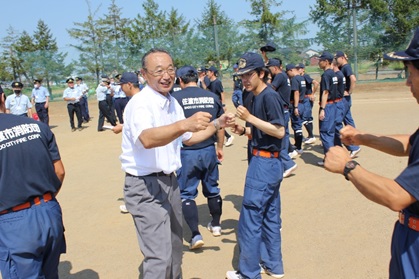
{"left": 124, "top": 173, "right": 183, "bottom": 279}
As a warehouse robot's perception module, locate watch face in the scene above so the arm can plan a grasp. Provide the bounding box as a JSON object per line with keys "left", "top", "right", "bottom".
{"left": 346, "top": 161, "right": 356, "bottom": 169}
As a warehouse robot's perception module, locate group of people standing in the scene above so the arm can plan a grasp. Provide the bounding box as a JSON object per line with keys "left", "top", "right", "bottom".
{"left": 3, "top": 79, "right": 50, "bottom": 124}
{"left": 2, "top": 28, "right": 419, "bottom": 279}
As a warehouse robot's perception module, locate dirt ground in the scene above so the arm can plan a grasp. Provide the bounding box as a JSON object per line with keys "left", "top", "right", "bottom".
{"left": 40, "top": 80, "right": 417, "bottom": 279}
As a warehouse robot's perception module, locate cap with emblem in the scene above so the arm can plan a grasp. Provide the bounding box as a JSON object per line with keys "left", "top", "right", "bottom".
{"left": 236, "top": 52, "right": 265, "bottom": 75}
{"left": 33, "top": 79, "right": 41, "bottom": 84}
{"left": 384, "top": 28, "right": 419, "bottom": 61}
{"left": 11, "top": 81, "right": 23, "bottom": 88}
{"left": 197, "top": 66, "right": 207, "bottom": 72}
{"left": 66, "top": 78, "right": 74, "bottom": 83}
{"left": 118, "top": 72, "right": 139, "bottom": 85}
{"left": 176, "top": 66, "right": 198, "bottom": 79}
{"left": 75, "top": 77, "right": 82, "bottom": 81}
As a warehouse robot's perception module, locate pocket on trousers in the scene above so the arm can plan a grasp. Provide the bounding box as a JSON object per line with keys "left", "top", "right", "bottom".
{"left": 242, "top": 177, "right": 268, "bottom": 209}
{"left": 0, "top": 246, "right": 17, "bottom": 279}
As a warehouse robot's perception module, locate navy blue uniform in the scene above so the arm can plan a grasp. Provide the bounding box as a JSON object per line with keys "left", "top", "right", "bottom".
{"left": 340, "top": 64, "right": 360, "bottom": 153}
{"left": 232, "top": 74, "right": 243, "bottom": 107}
{"left": 172, "top": 86, "right": 224, "bottom": 239}
{"left": 238, "top": 86, "right": 285, "bottom": 278}
{"left": 390, "top": 129, "right": 419, "bottom": 278}
{"left": 271, "top": 72, "right": 295, "bottom": 172}
{"left": 207, "top": 78, "right": 224, "bottom": 101}
{"left": 319, "top": 68, "right": 338, "bottom": 153}
{"left": 334, "top": 70, "right": 346, "bottom": 146}
{"left": 0, "top": 114, "right": 65, "bottom": 278}
{"left": 290, "top": 75, "right": 306, "bottom": 151}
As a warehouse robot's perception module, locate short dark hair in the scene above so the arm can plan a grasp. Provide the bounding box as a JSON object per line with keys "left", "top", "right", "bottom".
{"left": 179, "top": 73, "right": 198, "bottom": 84}
{"left": 405, "top": 60, "right": 419, "bottom": 70}
{"left": 141, "top": 48, "right": 173, "bottom": 69}
{"left": 253, "top": 67, "right": 270, "bottom": 83}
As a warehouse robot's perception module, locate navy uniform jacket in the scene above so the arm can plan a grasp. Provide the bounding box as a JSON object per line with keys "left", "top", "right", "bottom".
{"left": 335, "top": 70, "right": 345, "bottom": 99}
{"left": 291, "top": 75, "right": 307, "bottom": 102}
{"left": 271, "top": 72, "right": 291, "bottom": 108}
{"left": 340, "top": 64, "right": 354, "bottom": 92}
{"left": 320, "top": 69, "right": 338, "bottom": 103}
{"left": 0, "top": 114, "right": 61, "bottom": 211}
{"left": 172, "top": 86, "right": 223, "bottom": 150}
{"left": 250, "top": 86, "right": 285, "bottom": 152}
{"left": 207, "top": 79, "right": 224, "bottom": 101}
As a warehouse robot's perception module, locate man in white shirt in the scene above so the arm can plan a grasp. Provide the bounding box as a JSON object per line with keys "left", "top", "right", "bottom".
{"left": 120, "top": 48, "right": 232, "bottom": 279}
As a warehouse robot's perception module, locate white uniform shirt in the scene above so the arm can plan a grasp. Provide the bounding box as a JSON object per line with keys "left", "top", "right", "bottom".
{"left": 62, "top": 87, "right": 82, "bottom": 104}
{"left": 5, "top": 94, "right": 32, "bottom": 115}
{"left": 120, "top": 85, "right": 192, "bottom": 176}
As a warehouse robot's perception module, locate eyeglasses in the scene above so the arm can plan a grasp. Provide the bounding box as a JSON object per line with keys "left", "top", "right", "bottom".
{"left": 144, "top": 67, "right": 176, "bottom": 77}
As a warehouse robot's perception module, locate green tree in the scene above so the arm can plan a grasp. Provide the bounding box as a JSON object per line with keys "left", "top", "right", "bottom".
{"left": 68, "top": 0, "right": 106, "bottom": 82}
{"left": 0, "top": 26, "right": 20, "bottom": 81}
{"left": 97, "top": 0, "right": 129, "bottom": 74}
{"left": 196, "top": 0, "right": 240, "bottom": 68}
{"left": 242, "top": 0, "right": 310, "bottom": 63}
{"left": 32, "top": 20, "right": 70, "bottom": 97}
{"left": 13, "top": 31, "right": 36, "bottom": 83}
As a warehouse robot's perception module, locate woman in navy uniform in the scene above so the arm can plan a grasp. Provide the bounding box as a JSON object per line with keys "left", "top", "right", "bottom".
{"left": 226, "top": 52, "right": 285, "bottom": 279}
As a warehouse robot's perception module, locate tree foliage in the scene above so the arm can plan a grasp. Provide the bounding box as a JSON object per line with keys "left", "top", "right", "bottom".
{"left": 242, "top": 0, "right": 310, "bottom": 63}
{"left": 311, "top": 0, "right": 419, "bottom": 61}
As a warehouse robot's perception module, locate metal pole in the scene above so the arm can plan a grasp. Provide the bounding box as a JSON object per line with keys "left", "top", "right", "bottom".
{"left": 352, "top": 1, "right": 358, "bottom": 79}
{"left": 213, "top": 15, "right": 221, "bottom": 72}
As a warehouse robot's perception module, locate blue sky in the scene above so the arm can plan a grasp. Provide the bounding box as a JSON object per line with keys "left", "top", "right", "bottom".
{"left": 0, "top": 0, "right": 319, "bottom": 59}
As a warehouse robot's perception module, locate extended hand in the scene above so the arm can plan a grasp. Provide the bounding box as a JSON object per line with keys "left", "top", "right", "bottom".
{"left": 186, "top": 111, "right": 212, "bottom": 132}
{"left": 235, "top": 105, "right": 250, "bottom": 121}
{"left": 324, "top": 146, "right": 351, "bottom": 174}
{"left": 340, "top": 125, "right": 361, "bottom": 146}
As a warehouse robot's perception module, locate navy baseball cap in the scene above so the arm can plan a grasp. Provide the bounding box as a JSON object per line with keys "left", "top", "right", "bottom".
{"left": 260, "top": 41, "right": 277, "bottom": 52}
{"left": 118, "top": 72, "right": 139, "bottom": 84}
{"left": 319, "top": 51, "right": 334, "bottom": 62}
{"left": 176, "top": 65, "right": 198, "bottom": 78}
{"left": 296, "top": 63, "right": 305, "bottom": 69}
{"left": 207, "top": 65, "right": 218, "bottom": 73}
{"left": 285, "top": 64, "right": 296, "bottom": 72}
{"left": 197, "top": 66, "right": 207, "bottom": 72}
{"left": 335, "top": 51, "right": 346, "bottom": 59}
{"left": 266, "top": 58, "right": 282, "bottom": 67}
{"left": 11, "top": 81, "right": 23, "bottom": 88}
{"left": 236, "top": 52, "right": 265, "bottom": 75}
{"left": 384, "top": 28, "right": 419, "bottom": 61}
{"left": 233, "top": 63, "right": 238, "bottom": 69}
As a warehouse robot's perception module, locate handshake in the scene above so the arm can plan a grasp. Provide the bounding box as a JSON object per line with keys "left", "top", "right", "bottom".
{"left": 188, "top": 105, "right": 250, "bottom": 133}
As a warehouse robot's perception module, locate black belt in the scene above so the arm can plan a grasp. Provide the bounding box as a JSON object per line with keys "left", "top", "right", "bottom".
{"left": 36, "top": 102, "right": 46, "bottom": 104}
{"left": 126, "top": 171, "right": 173, "bottom": 177}
{"left": 68, "top": 103, "right": 80, "bottom": 105}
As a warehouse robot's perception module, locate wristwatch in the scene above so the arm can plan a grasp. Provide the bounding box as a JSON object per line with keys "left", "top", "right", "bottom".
{"left": 343, "top": 160, "right": 359, "bottom": 180}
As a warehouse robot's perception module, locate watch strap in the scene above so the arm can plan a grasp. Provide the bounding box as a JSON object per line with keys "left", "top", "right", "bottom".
{"left": 344, "top": 160, "right": 359, "bottom": 181}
